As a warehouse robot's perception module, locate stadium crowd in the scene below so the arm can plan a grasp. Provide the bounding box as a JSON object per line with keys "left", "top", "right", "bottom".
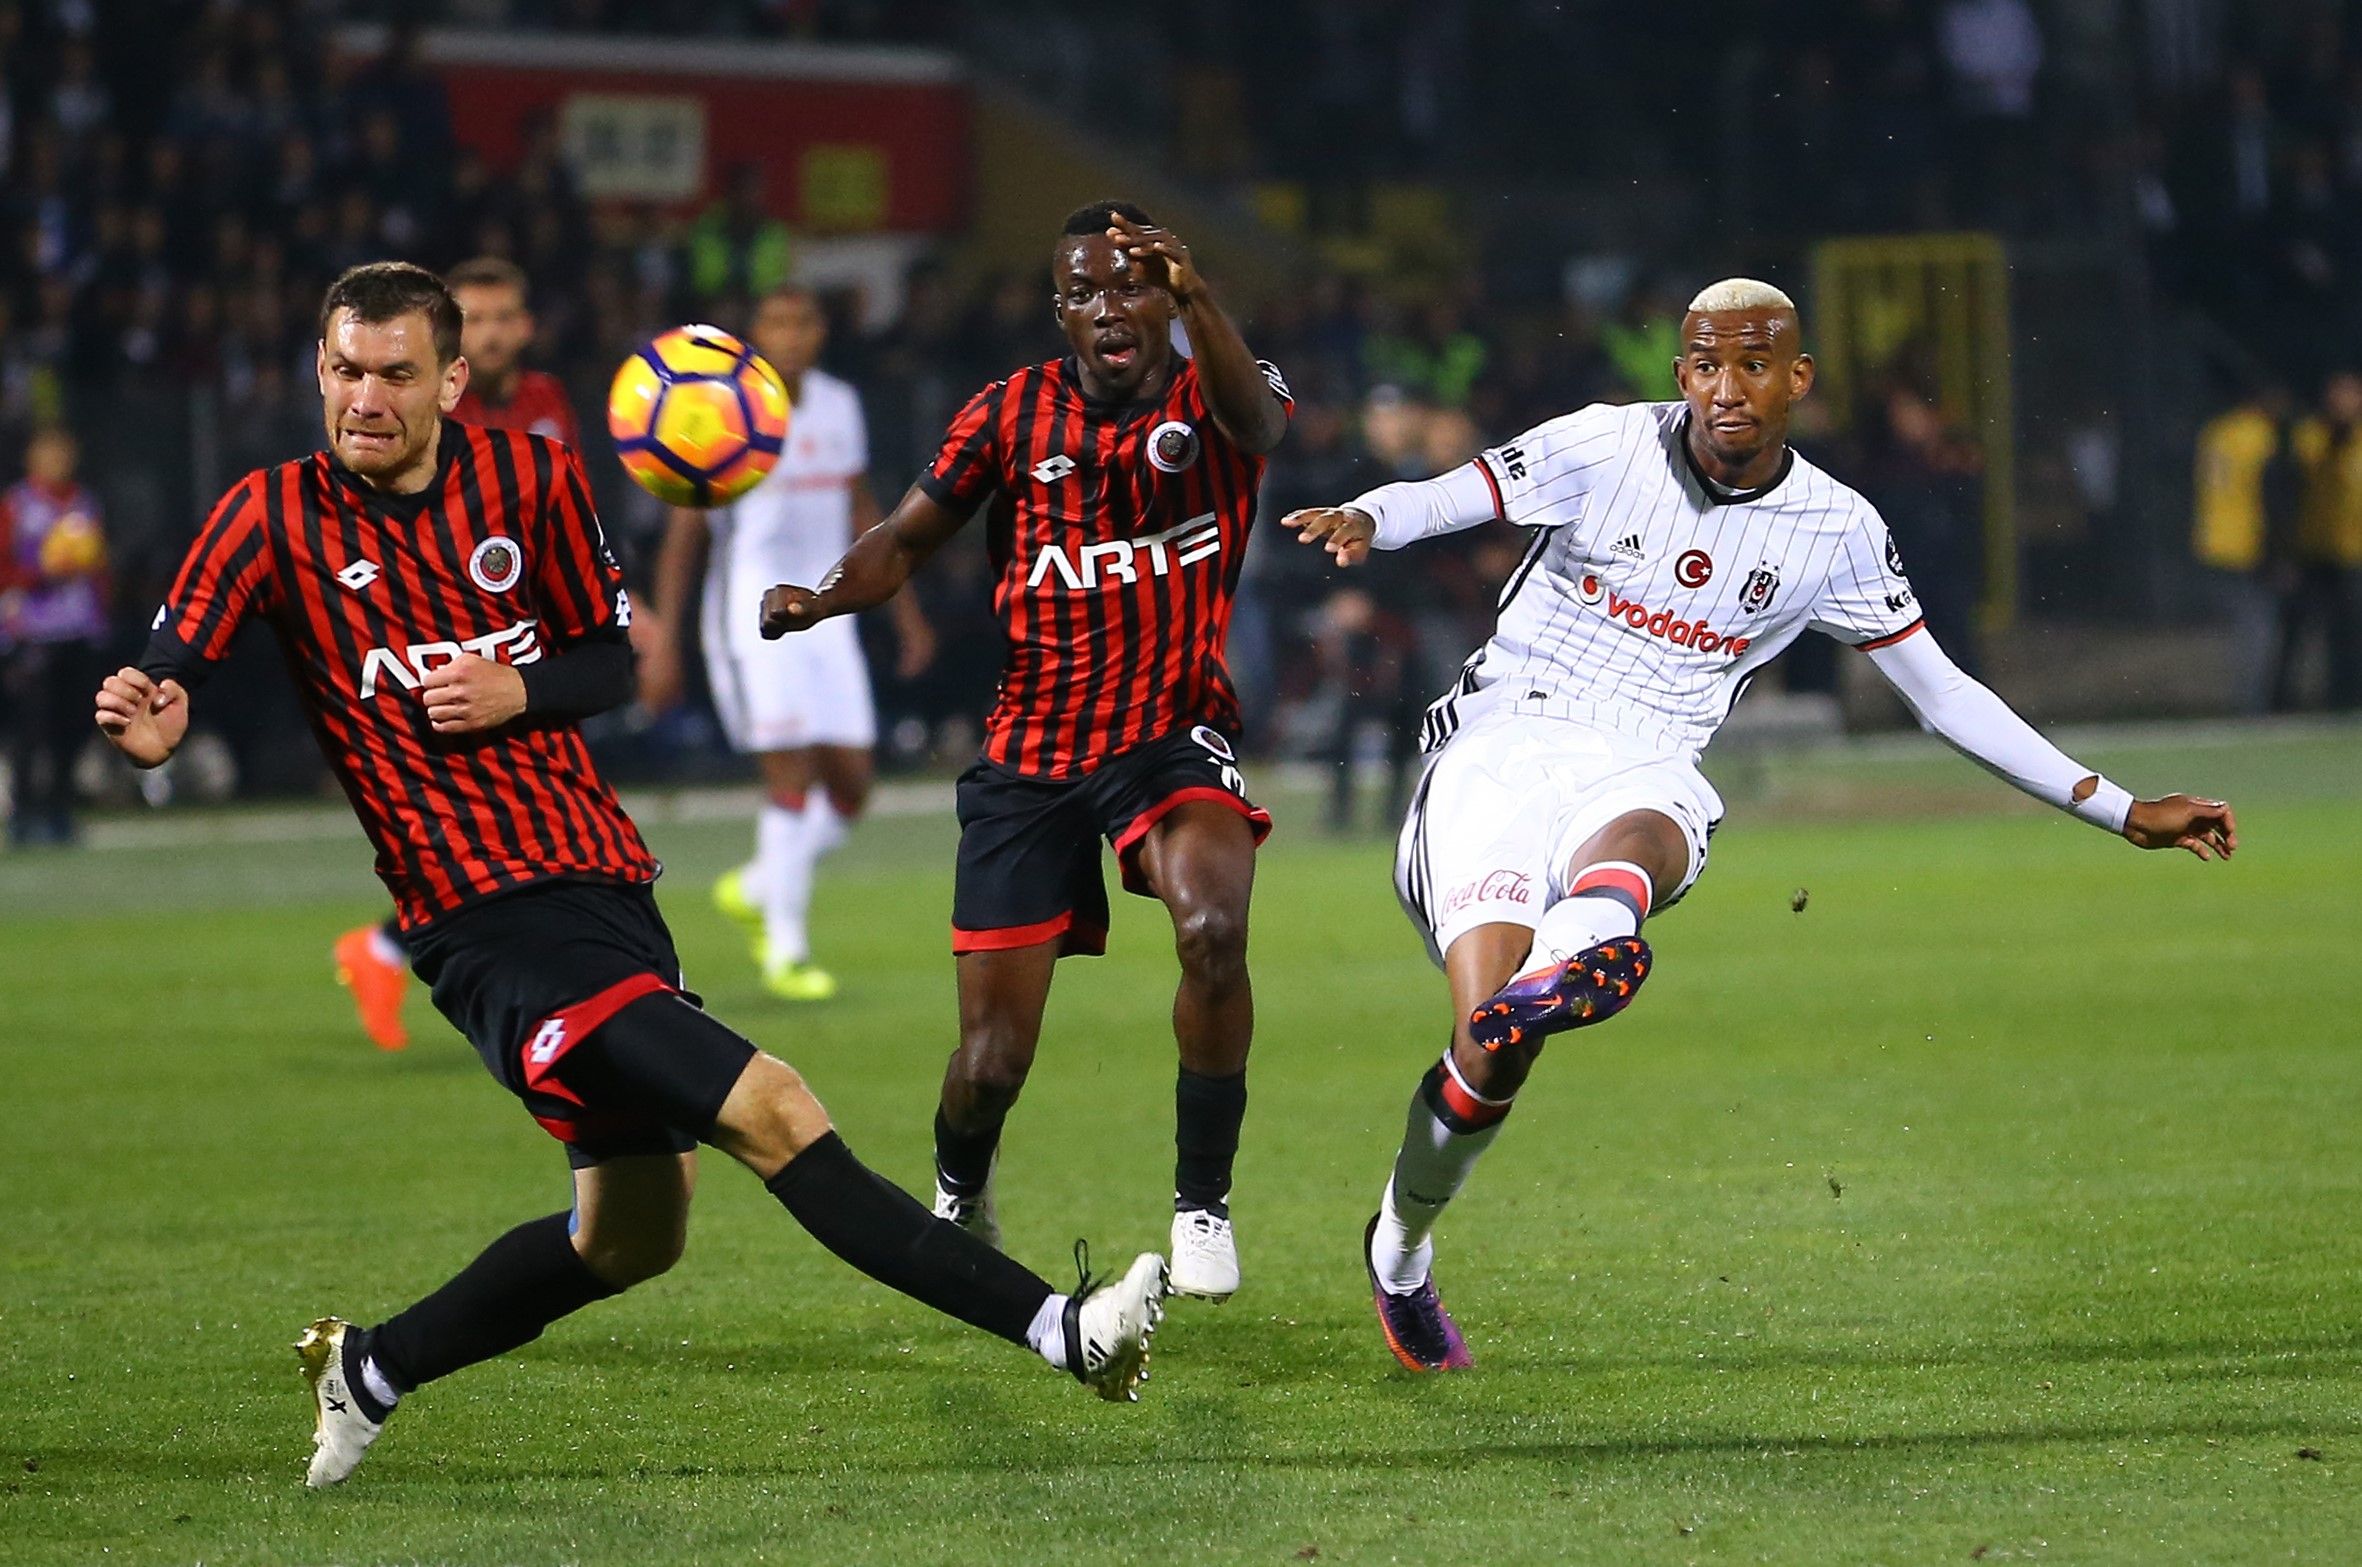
{"left": 4, "top": 0, "right": 2360, "bottom": 843}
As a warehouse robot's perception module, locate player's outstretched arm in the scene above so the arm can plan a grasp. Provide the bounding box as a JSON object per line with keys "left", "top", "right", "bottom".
{"left": 94, "top": 667, "right": 190, "bottom": 768}
{"left": 762, "top": 484, "right": 967, "bottom": 640}
{"left": 1864, "top": 630, "right": 2236, "bottom": 860}
{"left": 1286, "top": 458, "right": 1503, "bottom": 565}
{"left": 1108, "top": 213, "right": 1287, "bottom": 455}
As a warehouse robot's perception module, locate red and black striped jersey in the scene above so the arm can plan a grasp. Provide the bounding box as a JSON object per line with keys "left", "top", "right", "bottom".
{"left": 918, "top": 354, "right": 1289, "bottom": 779}
{"left": 144, "top": 422, "right": 657, "bottom": 931}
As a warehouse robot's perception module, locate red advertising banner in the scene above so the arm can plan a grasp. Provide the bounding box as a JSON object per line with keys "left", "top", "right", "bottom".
{"left": 338, "top": 28, "right": 972, "bottom": 233}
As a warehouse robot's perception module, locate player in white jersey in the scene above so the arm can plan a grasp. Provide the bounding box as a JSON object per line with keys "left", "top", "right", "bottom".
{"left": 647, "top": 286, "right": 934, "bottom": 1000}
{"left": 1288, "top": 279, "right": 2240, "bottom": 1373}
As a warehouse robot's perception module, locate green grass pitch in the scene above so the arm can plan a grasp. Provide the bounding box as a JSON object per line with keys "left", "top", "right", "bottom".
{"left": 5, "top": 725, "right": 2361, "bottom": 1564}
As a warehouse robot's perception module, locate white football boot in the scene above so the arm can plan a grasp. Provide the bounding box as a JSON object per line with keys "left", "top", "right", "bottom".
{"left": 931, "top": 1156, "right": 1002, "bottom": 1250}
{"left": 1168, "top": 1207, "right": 1240, "bottom": 1302}
{"left": 1065, "top": 1249, "right": 1170, "bottom": 1402}
{"left": 296, "top": 1317, "right": 386, "bottom": 1487}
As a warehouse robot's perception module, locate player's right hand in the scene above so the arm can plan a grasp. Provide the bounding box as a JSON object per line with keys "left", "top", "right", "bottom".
{"left": 759, "top": 583, "right": 823, "bottom": 639}
{"left": 2123, "top": 794, "right": 2238, "bottom": 860}
{"left": 93, "top": 666, "right": 188, "bottom": 769}
{"left": 1285, "top": 506, "right": 1377, "bottom": 567}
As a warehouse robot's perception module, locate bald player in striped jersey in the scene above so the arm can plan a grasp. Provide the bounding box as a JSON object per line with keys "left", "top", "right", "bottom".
{"left": 1289, "top": 279, "right": 2240, "bottom": 1373}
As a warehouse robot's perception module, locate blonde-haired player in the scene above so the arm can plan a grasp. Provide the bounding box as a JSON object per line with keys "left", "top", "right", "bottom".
{"left": 1289, "top": 279, "right": 2239, "bottom": 1372}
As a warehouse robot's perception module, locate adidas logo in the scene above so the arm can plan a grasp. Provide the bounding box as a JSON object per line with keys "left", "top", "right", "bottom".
{"left": 1609, "top": 533, "right": 1646, "bottom": 562}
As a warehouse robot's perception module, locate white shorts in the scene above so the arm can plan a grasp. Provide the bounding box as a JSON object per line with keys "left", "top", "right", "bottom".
{"left": 1393, "top": 712, "right": 1723, "bottom": 967}
{"left": 704, "top": 615, "right": 876, "bottom": 753}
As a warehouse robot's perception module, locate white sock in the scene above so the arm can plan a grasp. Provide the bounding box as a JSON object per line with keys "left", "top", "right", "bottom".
{"left": 367, "top": 927, "right": 405, "bottom": 967}
{"left": 1520, "top": 860, "right": 1652, "bottom": 971}
{"left": 1370, "top": 1057, "right": 1510, "bottom": 1294}
{"left": 756, "top": 802, "right": 815, "bottom": 968}
{"left": 1025, "top": 1292, "right": 1071, "bottom": 1370}
{"left": 359, "top": 1354, "right": 401, "bottom": 1413}
{"left": 803, "top": 794, "right": 851, "bottom": 858}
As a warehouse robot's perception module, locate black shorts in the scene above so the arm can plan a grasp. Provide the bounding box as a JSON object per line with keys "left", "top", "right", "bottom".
{"left": 951, "top": 725, "right": 1272, "bottom": 958}
{"left": 407, "top": 880, "right": 755, "bottom": 1168}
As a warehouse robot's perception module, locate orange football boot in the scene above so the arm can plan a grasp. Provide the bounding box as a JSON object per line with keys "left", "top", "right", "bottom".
{"left": 332, "top": 925, "right": 410, "bottom": 1051}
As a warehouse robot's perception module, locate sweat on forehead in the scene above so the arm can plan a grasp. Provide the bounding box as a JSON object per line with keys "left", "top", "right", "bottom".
{"left": 1053, "top": 233, "right": 1137, "bottom": 276}
{"left": 1682, "top": 309, "right": 1799, "bottom": 345}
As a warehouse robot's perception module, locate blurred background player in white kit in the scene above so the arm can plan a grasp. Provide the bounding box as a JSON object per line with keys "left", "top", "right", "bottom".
{"left": 645, "top": 285, "right": 934, "bottom": 1001}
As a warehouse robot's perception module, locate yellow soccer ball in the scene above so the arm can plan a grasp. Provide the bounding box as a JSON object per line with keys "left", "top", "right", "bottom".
{"left": 607, "top": 325, "right": 791, "bottom": 507}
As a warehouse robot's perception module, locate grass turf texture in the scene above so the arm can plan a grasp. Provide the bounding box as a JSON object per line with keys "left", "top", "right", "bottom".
{"left": 4, "top": 725, "right": 2359, "bottom": 1564}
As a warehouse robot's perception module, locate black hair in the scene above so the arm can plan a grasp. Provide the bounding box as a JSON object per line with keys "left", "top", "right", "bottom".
{"left": 1061, "top": 200, "right": 1153, "bottom": 236}
{"left": 318, "top": 261, "right": 463, "bottom": 365}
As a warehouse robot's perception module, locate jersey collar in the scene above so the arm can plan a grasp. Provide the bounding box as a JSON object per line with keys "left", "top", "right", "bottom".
{"left": 324, "top": 420, "right": 464, "bottom": 519}
{"left": 1676, "top": 413, "right": 1794, "bottom": 505}
{"left": 1058, "top": 352, "right": 1178, "bottom": 412}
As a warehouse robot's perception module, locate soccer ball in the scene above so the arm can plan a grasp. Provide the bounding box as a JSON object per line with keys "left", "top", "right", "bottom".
{"left": 607, "top": 325, "right": 791, "bottom": 507}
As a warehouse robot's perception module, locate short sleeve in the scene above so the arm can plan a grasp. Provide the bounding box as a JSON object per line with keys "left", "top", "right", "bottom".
{"left": 532, "top": 442, "right": 633, "bottom": 644}
{"left": 142, "top": 475, "right": 280, "bottom": 685}
{"left": 1809, "top": 503, "right": 1926, "bottom": 648}
{"left": 1472, "top": 403, "right": 1631, "bottom": 528}
{"left": 915, "top": 382, "right": 1002, "bottom": 516}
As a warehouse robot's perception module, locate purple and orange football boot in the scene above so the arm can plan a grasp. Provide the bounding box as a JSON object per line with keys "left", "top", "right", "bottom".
{"left": 1364, "top": 1215, "right": 1474, "bottom": 1372}
{"left": 1466, "top": 937, "right": 1652, "bottom": 1053}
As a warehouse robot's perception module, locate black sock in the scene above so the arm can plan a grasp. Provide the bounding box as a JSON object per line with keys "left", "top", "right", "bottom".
{"left": 377, "top": 916, "right": 409, "bottom": 958}
{"left": 367, "top": 1212, "right": 618, "bottom": 1397}
{"left": 1174, "top": 1066, "right": 1248, "bottom": 1217}
{"left": 933, "top": 1104, "right": 1002, "bottom": 1197}
{"left": 767, "top": 1132, "right": 1051, "bottom": 1344}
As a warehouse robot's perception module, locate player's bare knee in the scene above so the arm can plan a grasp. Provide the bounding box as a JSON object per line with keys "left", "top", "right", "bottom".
{"left": 1172, "top": 901, "right": 1248, "bottom": 990}
{"left": 951, "top": 1025, "right": 1034, "bottom": 1107}
{"left": 712, "top": 1052, "right": 831, "bottom": 1171}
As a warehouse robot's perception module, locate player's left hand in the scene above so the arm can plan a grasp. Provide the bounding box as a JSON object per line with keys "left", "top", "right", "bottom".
{"left": 1107, "top": 212, "right": 1202, "bottom": 302}
{"left": 421, "top": 653, "right": 527, "bottom": 734}
{"left": 2123, "top": 793, "right": 2238, "bottom": 860}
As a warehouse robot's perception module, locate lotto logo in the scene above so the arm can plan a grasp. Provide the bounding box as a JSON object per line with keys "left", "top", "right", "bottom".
{"left": 527, "top": 1019, "right": 568, "bottom": 1065}
{"left": 1031, "top": 455, "right": 1077, "bottom": 484}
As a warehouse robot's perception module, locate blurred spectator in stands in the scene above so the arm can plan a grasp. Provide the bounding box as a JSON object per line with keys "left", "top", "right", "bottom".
{"left": 2191, "top": 381, "right": 2300, "bottom": 713}
{"left": 1939, "top": 0, "right": 2044, "bottom": 228}
{"left": 689, "top": 161, "right": 792, "bottom": 304}
{"left": 1855, "top": 384, "right": 1986, "bottom": 676}
{"left": 0, "top": 427, "right": 108, "bottom": 846}
{"left": 1602, "top": 283, "right": 1682, "bottom": 403}
{"left": 1313, "top": 582, "right": 1424, "bottom": 834}
{"left": 2277, "top": 370, "right": 2362, "bottom": 710}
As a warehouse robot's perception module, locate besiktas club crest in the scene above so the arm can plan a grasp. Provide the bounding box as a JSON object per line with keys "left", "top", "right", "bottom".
{"left": 470, "top": 535, "right": 523, "bottom": 593}
{"left": 1739, "top": 565, "right": 1781, "bottom": 614}
{"left": 1147, "top": 420, "right": 1200, "bottom": 473}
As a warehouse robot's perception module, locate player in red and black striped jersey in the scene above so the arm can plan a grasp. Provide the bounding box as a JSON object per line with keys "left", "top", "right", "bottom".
{"left": 330, "top": 255, "right": 594, "bottom": 1051}
{"left": 95, "top": 263, "right": 1169, "bottom": 1487}
{"left": 759, "top": 202, "right": 1290, "bottom": 1302}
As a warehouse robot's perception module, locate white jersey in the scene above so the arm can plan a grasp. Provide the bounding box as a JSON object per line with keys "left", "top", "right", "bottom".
{"left": 704, "top": 367, "right": 868, "bottom": 655}
{"left": 1422, "top": 401, "right": 1923, "bottom": 761}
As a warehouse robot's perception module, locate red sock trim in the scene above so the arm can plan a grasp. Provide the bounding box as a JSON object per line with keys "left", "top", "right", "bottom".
{"left": 1438, "top": 1063, "right": 1512, "bottom": 1128}
{"left": 767, "top": 788, "right": 809, "bottom": 812}
{"left": 1570, "top": 862, "right": 1652, "bottom": 915}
